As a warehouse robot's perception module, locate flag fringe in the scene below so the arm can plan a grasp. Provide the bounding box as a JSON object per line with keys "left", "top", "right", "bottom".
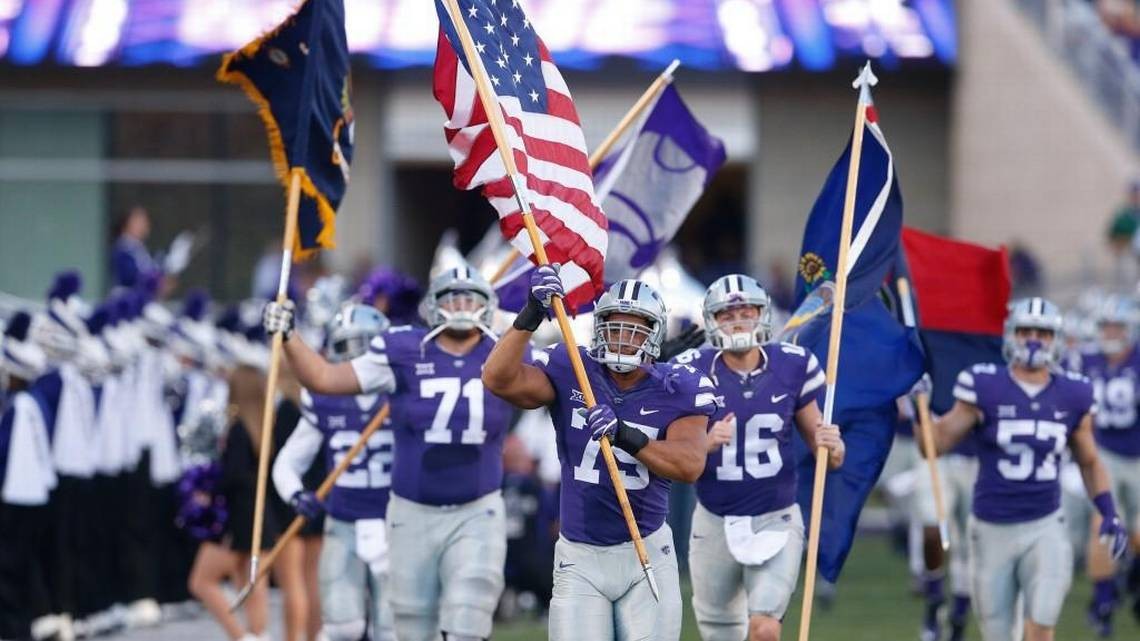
{"left": 215, "top": 11, "right": 337, "bottom": 260}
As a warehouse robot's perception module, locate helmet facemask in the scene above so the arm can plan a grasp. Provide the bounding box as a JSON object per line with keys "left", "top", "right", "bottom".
{"left": 1006, "top": 327, "right": 1059, "bottom": 370}
{"left": 1098, "top": 321, "right": 1133, "bottom": 356}
{"left": 591, "top": 312, "right": 660, "bottom": 374}
{"left": 707, "top": 303, "right": 771, "bottom": 352}
{"left": 432, "top": 289, "right": 492, "bottom": 332}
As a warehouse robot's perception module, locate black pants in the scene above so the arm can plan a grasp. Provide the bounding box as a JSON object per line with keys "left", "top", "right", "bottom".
{"left": 154, "top": 481, "right": 197, "bottom": 604}
{"left": 71, "top": 478, "right": 101, "bottom": 618}
{"left": 91, "top": 473, "right": 126, "bottom": 612}
{"left": 0, "top": 503, "right": 49, "bottom": 639}
{"left": 122, "top": 453, "right": 159, "bottom": 604}
{"left": 44, "top": 476, "right": 91, "bottom": 618}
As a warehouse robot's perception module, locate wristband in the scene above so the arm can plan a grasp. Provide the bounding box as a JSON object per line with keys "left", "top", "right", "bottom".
{"left": 612, "top": 421, "right": 650, "bottom": 455}
{"left": 1093, "top": 492, "right": 1117, "bottom": 521}
{"left": 513, "top": 296, "right": 546, "bottom": 332}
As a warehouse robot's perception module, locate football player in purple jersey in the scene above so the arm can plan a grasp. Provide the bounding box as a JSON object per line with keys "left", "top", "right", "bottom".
{"left": 927, "top": 297, "right": 1128, "bottom": 641}
{"left": 672, "top": 274, "right": 843, "bottom": 641}
{"left": 483, "top": 267, "right": 717, "bottom": 641}
{"left": 264, "top": 266, "right": 513, "bottom": 641}
{"left": 272, "top": 304, "right": 395, "bottom": 641}
{"left": 1077, "top": 295, "right": 1140, "bottom": 634}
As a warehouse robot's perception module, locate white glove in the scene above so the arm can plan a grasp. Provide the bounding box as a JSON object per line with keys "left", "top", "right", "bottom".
{"left": 164, "top": 232, "right": 195, "bottom": 275}
{"left": 263, "top": 300, "right": 296, "bottom": 337}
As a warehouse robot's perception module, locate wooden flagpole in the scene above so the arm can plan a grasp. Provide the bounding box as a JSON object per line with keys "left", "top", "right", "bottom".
{"left": 249, "top": 167, "right": 303, "bottom": 583}
{"left": 489, "top": 58, "right": 681, "bottom": 285}
{"left": 797, "top": 62, "right": 878, "bottom": 641}
{"left": 231, "top": 403, "right": 392, "bottom": 610}
{"left": 441, "top": 0, "right": 661, "bottom": 600}
{"left": 895, "top": 276, "right": 950, "bottom": 551}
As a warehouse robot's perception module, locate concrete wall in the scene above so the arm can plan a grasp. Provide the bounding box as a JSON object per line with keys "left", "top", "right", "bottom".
{"left": 752, "top": 73, "right": 951, "bottom": 278}
{"left": 953, "top": 0, "right": 1140, "bottom": 293}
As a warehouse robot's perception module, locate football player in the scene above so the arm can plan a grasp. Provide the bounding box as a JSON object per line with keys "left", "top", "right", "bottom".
{"left": 1078, "top": 295, "right": 1140, "bottom": 634}
{"left": 927, "top": 297, "right": 1128, "bottom": 641}
{"left": 483, "top": 267, "right": 717, "bottom": 641}
{"left": 264, "top": 266, "right": 512, "bottom": 641}
{"left": 671, "top": 274, "right": 843, "bottom": 641}
{"left": 272, "top": 303, "right": 395, "bottom": 641}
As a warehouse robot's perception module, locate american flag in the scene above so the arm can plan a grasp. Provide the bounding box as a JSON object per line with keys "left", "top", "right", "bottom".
{"left": 433, "top": 0, "right": 607, "bottom": 312}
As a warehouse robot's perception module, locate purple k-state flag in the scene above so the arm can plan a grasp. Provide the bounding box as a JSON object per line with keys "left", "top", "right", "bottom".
{"left": 594, "top": 84, "right": 726, "bottom": 282}
{"left": 494, "top": 83, "right": 726, "bottom": 311}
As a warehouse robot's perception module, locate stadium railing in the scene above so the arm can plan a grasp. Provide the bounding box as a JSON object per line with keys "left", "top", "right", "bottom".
{"left": 1016, "top": 0, "right": 1140, "bottom": 153}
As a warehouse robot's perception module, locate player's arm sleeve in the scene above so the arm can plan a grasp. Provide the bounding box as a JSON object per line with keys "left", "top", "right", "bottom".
{"left": 349, "top": 334, "right": 398, "bottom": 395}
{"left": 272, "top": 417, "right": 323, "bottom": 502}
{"left": 797, "top": 352, "right": 826, "bottom": 410}
{"left": 952, "top": 368, "right": 978, "bottom": 406}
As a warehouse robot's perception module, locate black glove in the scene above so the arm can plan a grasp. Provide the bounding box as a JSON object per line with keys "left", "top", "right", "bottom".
{"left": 658, "top": 325, "right": 706, "bottom": 362}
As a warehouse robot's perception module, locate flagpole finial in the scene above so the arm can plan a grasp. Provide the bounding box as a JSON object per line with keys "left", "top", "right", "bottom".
{"left": 852, "top": 61, "right": 878, "bottom": 91}
{"left": 663, "top": 59, "right": 681, "bottom": 81}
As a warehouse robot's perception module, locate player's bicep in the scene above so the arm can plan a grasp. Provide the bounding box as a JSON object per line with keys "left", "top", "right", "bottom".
{"left": 494, "top": 363, "right": 556, "bottom": 409}
{"left": 665, "top": 414, "right": 709, "bottom": 447}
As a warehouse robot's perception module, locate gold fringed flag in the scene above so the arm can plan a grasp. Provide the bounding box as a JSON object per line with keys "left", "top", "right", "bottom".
{"left": 217, "top": 0, "right": 353, "bottom": 259}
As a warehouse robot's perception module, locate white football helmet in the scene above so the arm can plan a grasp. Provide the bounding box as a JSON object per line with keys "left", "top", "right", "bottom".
{"left": 325, "top": 304, "right": 390, "bottom": 363}
{"left": 1003, "top": 297, "right": 1064, "bottom": 369}
{"left": 419, "top": 265, "right": 497, "bottom": 335}
{"left": 1095, "top": 295, "right": 1138, "bottom": 355}
{"left": 590, "top": 279, "right": 668, "bottom": 373}
{"left": 702, "top": 274, "right": 772, "bottom": 352}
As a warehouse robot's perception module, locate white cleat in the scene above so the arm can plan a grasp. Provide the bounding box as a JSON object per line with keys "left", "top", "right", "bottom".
{"left": 125, "top": 599, "right": 162, "bottom": 628}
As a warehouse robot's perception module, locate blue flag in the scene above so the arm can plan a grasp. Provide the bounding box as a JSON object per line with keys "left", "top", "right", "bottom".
{"left": 495, "top": 82, "right": 724, "bottom": 311}
{"left": 218, "top": 0, "right": 354, "bottom": 259}
{"left": 780, "top": 71, "right": 922, "bottom": 581}
{"left": 794, "top": 85, "right": 902, "bottom": 309}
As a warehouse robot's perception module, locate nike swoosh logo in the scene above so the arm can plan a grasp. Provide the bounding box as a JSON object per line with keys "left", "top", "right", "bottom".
{"left": 639, "top": 408, "right": 660, "bottom": 416}
{"left": 1054, "top": 412, "right": 1067, "bottom": 420}
{"left": 558, "top": 561, "right": 575, "bottom": 569}
{"left": 771, "top": 394, "right": 789, "bottom": 403}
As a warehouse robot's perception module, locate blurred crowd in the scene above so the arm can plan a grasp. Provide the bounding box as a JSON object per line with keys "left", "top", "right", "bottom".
{"left": 1094, "top": 0, "right": 1140, "bottom": 59}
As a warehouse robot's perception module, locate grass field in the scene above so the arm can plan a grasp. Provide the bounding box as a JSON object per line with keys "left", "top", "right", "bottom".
{"left": 493, "top": 534, "right": 1140, "bottom": 640}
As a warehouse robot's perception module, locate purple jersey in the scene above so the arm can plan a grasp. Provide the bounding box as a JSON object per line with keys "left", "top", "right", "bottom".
{"left": 300, "top": 390, "right": 392, "bottom": 522}
{"left": 955, "top": 364, "right": 1095, "bottom": 523}
{"left": 1079, "top": 346, "right": 1140, "bottom": 457}
{"left": 351, "top": 326, "right": 514, "bottom": 506}
{"left": 677, "top": 344, "right": 825, "bottom": 517}
{"left": 535, "top": 344, "right": 719, "bottom": 546}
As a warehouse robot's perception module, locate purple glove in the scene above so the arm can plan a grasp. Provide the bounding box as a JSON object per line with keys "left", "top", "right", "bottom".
{"left": 530, "top": 264, "right": 564, "bottom": 309}
{"left": 583, "top": 404, "right": 649, "bottom": 455}
{"left": 1094, "top": 492, "right": 1128, "bottom": 560}
{"left": 514, "top": 264, "right": 564, "bottom": 332}
{"left": 290, "top": 490, "right": 324, "bottom": 521}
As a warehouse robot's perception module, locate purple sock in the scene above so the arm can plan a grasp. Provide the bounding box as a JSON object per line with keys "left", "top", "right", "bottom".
{"left": 924, "top": 573, "right": 946, "bottom": 603}
{"left": 1094, "top": 579, "right": 1118, "bottom": 609}
{"left": 950, "top": 594, "right": 970, "bottom": 624}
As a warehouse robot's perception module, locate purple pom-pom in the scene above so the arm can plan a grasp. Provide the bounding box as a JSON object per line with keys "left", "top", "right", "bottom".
{"left": 47, "top": 271, "right": 83, "bottom": 302}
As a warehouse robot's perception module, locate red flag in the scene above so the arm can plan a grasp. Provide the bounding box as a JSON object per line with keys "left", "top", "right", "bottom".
{"left": 432, "top": 0, "right": 607, "bottom": 312}
{"left": 901, "top": 227, "right": 1010, "bottom": 336}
